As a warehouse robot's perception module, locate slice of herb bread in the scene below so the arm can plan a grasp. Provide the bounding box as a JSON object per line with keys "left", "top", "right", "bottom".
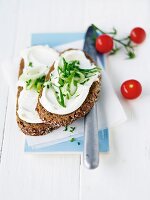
{"left": 36, "top": 49, "right": 102, "bottom": 129}
{"left": 16, "top": 46, "right": 59, "bottom": 136}
{"left": 16, "top": 59, "right": 55, "bottom": 136}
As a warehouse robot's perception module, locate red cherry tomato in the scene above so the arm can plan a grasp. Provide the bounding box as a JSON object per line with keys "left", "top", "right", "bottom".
{"left": 121, "top": 79, "right": 142, "bottom": 99}
{"left": 130, "top": 27, "right": 146, "bottom": 44}
{"left": 95, "top": 34, "right": 113, "bottom": 53}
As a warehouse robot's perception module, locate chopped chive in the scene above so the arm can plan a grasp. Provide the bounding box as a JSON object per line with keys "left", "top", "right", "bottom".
{"left": 70, "top": 138, "right": 75, "bottom": 142}
{"left": 49, "top": 58, "right": 101, "bottom": 107}
{"left": 59, "top": 87, "right": 66, "bottom": 107}
{"left": 77, "top": 142, "right": 80, "bottom": 145}
{"left": 59, "top": 78, "right": 64, "bottom": 86}
{"left": 70, "top": 127, "right": 76, "bottom": 133}
{"left": 28, "top": 62, "right": 32, "bottom": 67}
{"left": 26, "top": 75, "right": 45, "bottom": 92}
{"left": 63, "top": 126, "right": 68, "bottom": 131}
{"left": 80, "top": 78, "right": 90, "bottom": 85}
{"left": 26, "top": 79, "right": 32, "bottom": 87}
{"left": 66, "top": 93, "right": 70, "bottom": 99}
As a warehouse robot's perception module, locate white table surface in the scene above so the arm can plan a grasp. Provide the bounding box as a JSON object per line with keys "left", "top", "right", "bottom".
{"left": 0, "top": 0, "right": 150, "bottom": 199}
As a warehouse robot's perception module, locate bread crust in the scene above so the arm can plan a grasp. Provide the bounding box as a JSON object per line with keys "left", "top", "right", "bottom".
{"left": 36, "top": 49, "right": 101, "bottom": 129}
{"left": 16, "top": 59, "right": 52, "bottom": 136}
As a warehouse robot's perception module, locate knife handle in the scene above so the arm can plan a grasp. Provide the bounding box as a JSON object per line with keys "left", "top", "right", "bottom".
{"left": 83, "top": 105, "right": 99, "bottom": 169}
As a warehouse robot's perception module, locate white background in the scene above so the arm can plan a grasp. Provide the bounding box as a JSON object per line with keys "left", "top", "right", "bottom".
{"left": 0, "top": 0, "right": 150, "bottom": 200}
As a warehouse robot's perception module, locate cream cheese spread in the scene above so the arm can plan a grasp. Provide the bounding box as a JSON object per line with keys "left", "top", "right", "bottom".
{"left": 40, "top": 50, "right": 101, "bottom": 115}
{"left": 17, "top": 45, "right": 59, "bottom": 123}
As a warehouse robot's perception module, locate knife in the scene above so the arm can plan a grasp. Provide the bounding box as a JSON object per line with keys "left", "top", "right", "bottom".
{"left": 83, "top": 25, "right": 99, "bottom": 169}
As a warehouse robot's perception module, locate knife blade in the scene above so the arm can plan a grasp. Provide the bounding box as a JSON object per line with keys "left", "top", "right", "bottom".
{"left": 83, "top": 25, "right": 99, "bottom": 169}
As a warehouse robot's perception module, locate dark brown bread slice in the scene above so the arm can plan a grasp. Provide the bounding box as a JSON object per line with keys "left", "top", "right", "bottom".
{"left": 16, "top": 59, "right": 52, "bottom": 136}
{"left": 36, "top": 49, "right": 101, "bottom": 129}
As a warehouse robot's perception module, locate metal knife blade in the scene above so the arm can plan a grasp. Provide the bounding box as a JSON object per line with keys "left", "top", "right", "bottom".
{"left": 83, "top": 25, "right": 99, "bottom": 169}
{"left": 83, "top": 25, "right": 98, "bottom": 63}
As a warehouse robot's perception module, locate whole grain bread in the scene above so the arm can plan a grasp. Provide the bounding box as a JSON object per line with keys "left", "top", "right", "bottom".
{"left": 36, "top": 49, "right": 101, "bottom": 129}
{"left": 16, "top": 59, "right": 53, "bottom": 136}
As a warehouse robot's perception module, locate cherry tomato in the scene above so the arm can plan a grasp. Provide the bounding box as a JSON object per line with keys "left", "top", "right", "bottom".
{"left": 95, "top": 34, "right": 113, "bottom": 53}
{"left": 130, "top": 27, "right": 146, "bottom": 44}
{"left": 121, "top": 79, "right": 142, "bottom": 99}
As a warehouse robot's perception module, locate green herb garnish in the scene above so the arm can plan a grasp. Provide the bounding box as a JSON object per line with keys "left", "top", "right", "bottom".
{"left": 47, "top": 58, "right": 100, "bottom": 107}
{"left": 63, "top": 126, "right": 68, "bottom": 131}
{"left": 26, "top": 79, "right": 32, "bottom": 87}
{"left": 59, "top": 87, "right": 65, "bottom": 107}
{"left": 28, "top": 62, "right": 33, "bottom": 67}
{"left": 70, "top": 127, "right": 76, "bottom": 133}
{"left": 70, "top": 138, "right": 75, "bottom": 142}
{"left": 26, "top": 75, "right": 45, "bottom": 92}
{"left": 80, "top": 78, "right": 90, "bottom": 85}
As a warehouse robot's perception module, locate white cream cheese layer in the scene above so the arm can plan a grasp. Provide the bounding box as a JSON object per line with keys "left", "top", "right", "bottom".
{"left": 17, "top": 45, "right": 59, "bottom": 123}
{"left": 40, "top": 50, "right": 101, "bottom": 115}
{"left": 21, "top": 45, "right": 58, "bottom": 68}
{"left": 61, "top": 49, "right": 96, "bottom": 69}
{"left": 18, "top": 46, "right": 59, "bottom": 87}
{"left": 18, "top": 89, "right": 42, "bottom": 123}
